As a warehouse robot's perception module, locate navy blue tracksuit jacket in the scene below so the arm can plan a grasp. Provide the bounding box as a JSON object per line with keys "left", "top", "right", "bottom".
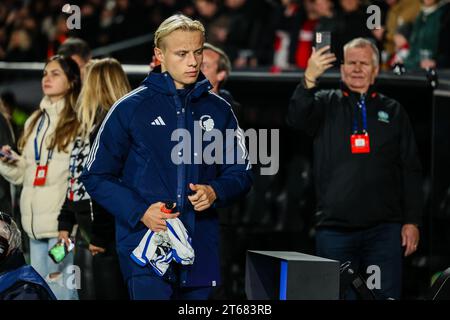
{"left": 80, "top": 67, "right": 252, "bottom": 287}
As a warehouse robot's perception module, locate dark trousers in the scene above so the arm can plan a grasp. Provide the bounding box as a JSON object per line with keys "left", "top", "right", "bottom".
{"left": 92, "top": 247, "right": 128, "bottom": 300}
{"left": 74, "top": 212, "right": 128, "bottom": 300}
{"left": 127, "top": 269, "right": 212, "bottom": 300}
{"left": 316, "top": 223, "right": 402, "bottom": 300}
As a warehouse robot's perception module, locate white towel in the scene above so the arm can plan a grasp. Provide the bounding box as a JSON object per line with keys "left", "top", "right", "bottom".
{"left": 130, "top": 218, "right": 195, "bottom": 276}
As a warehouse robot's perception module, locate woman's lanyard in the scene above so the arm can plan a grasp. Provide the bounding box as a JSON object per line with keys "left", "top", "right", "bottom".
{"left": 350, "top": 95, "right": 370, "bottom": 154}
{"left": 33, "top": 112, "right": 53, "bottom": 186}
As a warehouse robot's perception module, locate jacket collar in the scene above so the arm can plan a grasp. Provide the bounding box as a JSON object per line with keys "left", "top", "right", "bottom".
{"left": 340, "top": 81, "right": 378, "bottom": 101}
{"left": 142, "top": 65, "right": 213, "bottom": 99}
{"left": 39, "top": 96, "right": 65, "bottom": 116}
{"left": 422, "top": 4, "right": 439, "bottom": 16}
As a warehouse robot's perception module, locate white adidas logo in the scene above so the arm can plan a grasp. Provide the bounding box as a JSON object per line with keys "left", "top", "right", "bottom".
{"left": 151, "top": 116, "right": 166, "bottom": 126}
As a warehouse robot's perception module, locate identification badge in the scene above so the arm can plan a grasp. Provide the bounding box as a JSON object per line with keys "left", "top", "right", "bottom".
{"left": 351, "top": 134, "right": 370, "bottom": 154}
{"left": 33, "top": 165, "right": 48, "bottom": 186}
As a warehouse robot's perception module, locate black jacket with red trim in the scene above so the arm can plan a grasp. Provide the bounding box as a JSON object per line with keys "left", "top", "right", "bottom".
{"left": 287, "top": 81, "right": 423, "bottom": 229}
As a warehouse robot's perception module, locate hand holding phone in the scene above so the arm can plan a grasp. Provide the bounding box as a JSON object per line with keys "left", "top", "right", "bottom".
{"left": 0, "top": 146, "right": 18, "bottom": 163}
{"left": 304, "top": 32, "right": 336, "bottom": 87}
{"left": 0, "top": 150, "right": 11, "bottom": 159}
{"left": 48, "top": 239, "right": 74, "bottom": 264}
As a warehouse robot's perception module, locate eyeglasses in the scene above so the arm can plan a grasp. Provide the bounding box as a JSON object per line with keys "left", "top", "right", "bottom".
{"left": 0, "top": 212, "right": 12, "bottom": 225}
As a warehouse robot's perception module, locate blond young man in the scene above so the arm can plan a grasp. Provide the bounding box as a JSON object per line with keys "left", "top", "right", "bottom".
{"left": 81, "top": 15, "right": 252, "bottom": 300}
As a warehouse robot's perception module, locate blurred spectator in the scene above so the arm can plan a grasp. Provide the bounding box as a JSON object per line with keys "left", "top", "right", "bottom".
{"left": 77, "top": 0, "right": 103, "bottom": 48}
{"left": 0, "top": 101, "right": 14, "bottom": 215}
{"left": 109, "top": 0, "right": 145, "bottom": 43}
{"left": 0, "top": 0, "right": 448, "bottom": 68}
{"left": 381, "top": 0, "right": 421, "bottom": 69}
{"left": 388, "top": 23, "right": 412, "bottom": 68}
{"left": 98, "top": 0, "right": 151, "bottom": 62}
{"left": 0, "top": 92, "right": 27, "bottom": 243}
{"left": 404, "top": 0, "right": 450, "bottom": 70}
{"left": 43, "top": 14, "right": 69, "bottom": 58}
{"left": 315, "top": 0, "right": 335, "bottom": 19}
{"left": 317, "top": 0, "right": 374, "bottom": 64}
{"left": 272, "top": 0, "right": 300, "bottom": 71}
{"left": 289, "top": 0, "right": 321, "bottom": 69}
{"left": 0, "top": 28, "right": 6, "bottom": 60}
{"left": 201, "top": 42, "right": 243, "bottom": 119}
{"left": 4, "top": 29, "right": 36, "bottom": 61}
{"left": 194, "top": 0, "right": 229, "bottom": 47}
{"left": 223, "top": 0, "right": 278, "bottom": 68}
{"left": 0, "top": 92, "right": 28, "bottom": 141}
{"left": 201, "top": 42, "right": 232, "bottom": 94}
{"left": 57, "top": 37, "right": 92, "bottom": 81}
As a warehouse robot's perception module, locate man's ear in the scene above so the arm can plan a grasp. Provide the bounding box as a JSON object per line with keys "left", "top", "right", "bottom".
{"left": 154, "top": 47, "right": 164, "bottom": 64}
{"left": 371, "top": 65, "right": 380, "bottom": 84}
{"left": 217, "top": 70, "right": 227, "bottom": 83}
{"left": 340, "top": 64, "right": 345, "bottom": 82}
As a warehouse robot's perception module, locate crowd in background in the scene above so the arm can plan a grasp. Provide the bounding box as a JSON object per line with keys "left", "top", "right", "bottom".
{"left": 1, "top": 0, "right": 450, "bottom": 70}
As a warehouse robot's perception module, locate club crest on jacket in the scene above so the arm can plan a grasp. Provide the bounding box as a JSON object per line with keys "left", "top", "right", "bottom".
{"left": 199, "top": 115, "right": 214, "bottom": 131}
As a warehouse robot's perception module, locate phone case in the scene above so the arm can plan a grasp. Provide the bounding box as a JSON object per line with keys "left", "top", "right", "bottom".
{"left": 315, "top": 31, "right": 331, "bottom": 51}
{"left": 0, "top": 150, "right": 15, "bottom": 160}
{"left": 48, "top": 239, "right": 74, "bottom": 264}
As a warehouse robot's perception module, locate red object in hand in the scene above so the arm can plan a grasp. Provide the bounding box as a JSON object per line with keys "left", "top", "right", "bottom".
{"left": 160, "top": 202, "right": 174, "bottom": 213}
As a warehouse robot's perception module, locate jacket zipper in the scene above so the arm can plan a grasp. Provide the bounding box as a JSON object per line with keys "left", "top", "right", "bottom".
{"left": 89, "top": 199, "right": 93, "bottom": 222}
{"left": 30, "top": 205, "right": 38, "bottom": 240}
{"left": 179, "top": 91, "right": 193, "bottom": 210}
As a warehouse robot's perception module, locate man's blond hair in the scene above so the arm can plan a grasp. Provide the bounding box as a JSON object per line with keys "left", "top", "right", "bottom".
{"left": 154, "top": 14, "right": 205, "bottom": 49}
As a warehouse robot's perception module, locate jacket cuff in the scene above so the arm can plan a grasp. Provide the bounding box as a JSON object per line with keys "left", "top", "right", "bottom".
{"left": 90, "top": 234, "right": 108, "bottom": 249}
{"left": 294, "top": 82, "right": 318, "bottom": 98}
{"left": 404, "top": 216, "right": 422, "bottom": 228}
{"left": 128, "top": 201, "right": 149, "bottom": 229}
{"left": 58, "top": 221, "right": 74, "bottom": 233}
{"left": 208, "top": 180, "right": 226, "bottom": 208}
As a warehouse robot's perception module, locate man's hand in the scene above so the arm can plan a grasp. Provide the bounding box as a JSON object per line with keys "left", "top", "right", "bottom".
{"left": 89, "top": 244, "right": 106, "bottom": 256}
{"left": 420, "top": 59, "right": 436, "bottom": 70}
{"left": 402, "top": 224, "right": 420, "bottom": 257}
{"left": 140, "top": 202, "right": 180, "bottom": 232}
{"left": 188, "top": 183, "right": 217, "bottom": 212}
{"left": 304, "top": 46, "right": 336, "bottom": 88}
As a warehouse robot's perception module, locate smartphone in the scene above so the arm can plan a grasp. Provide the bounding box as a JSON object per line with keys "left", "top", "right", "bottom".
{"left": 48, "top": 239, "right": 74, "bottom": 264}
{"left": 0, "top": 150, "right": 16, "bottom": 160}
{"left": 315, "top": 31, "right": 331, "bottom": 52}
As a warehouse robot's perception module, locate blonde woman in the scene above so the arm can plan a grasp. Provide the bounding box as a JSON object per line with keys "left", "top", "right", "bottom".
{"left": 57, "top": 57, "right": 131, "bottom": 299}
{"left": 0, "top": 55, "right": 81, "bottom": 300}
